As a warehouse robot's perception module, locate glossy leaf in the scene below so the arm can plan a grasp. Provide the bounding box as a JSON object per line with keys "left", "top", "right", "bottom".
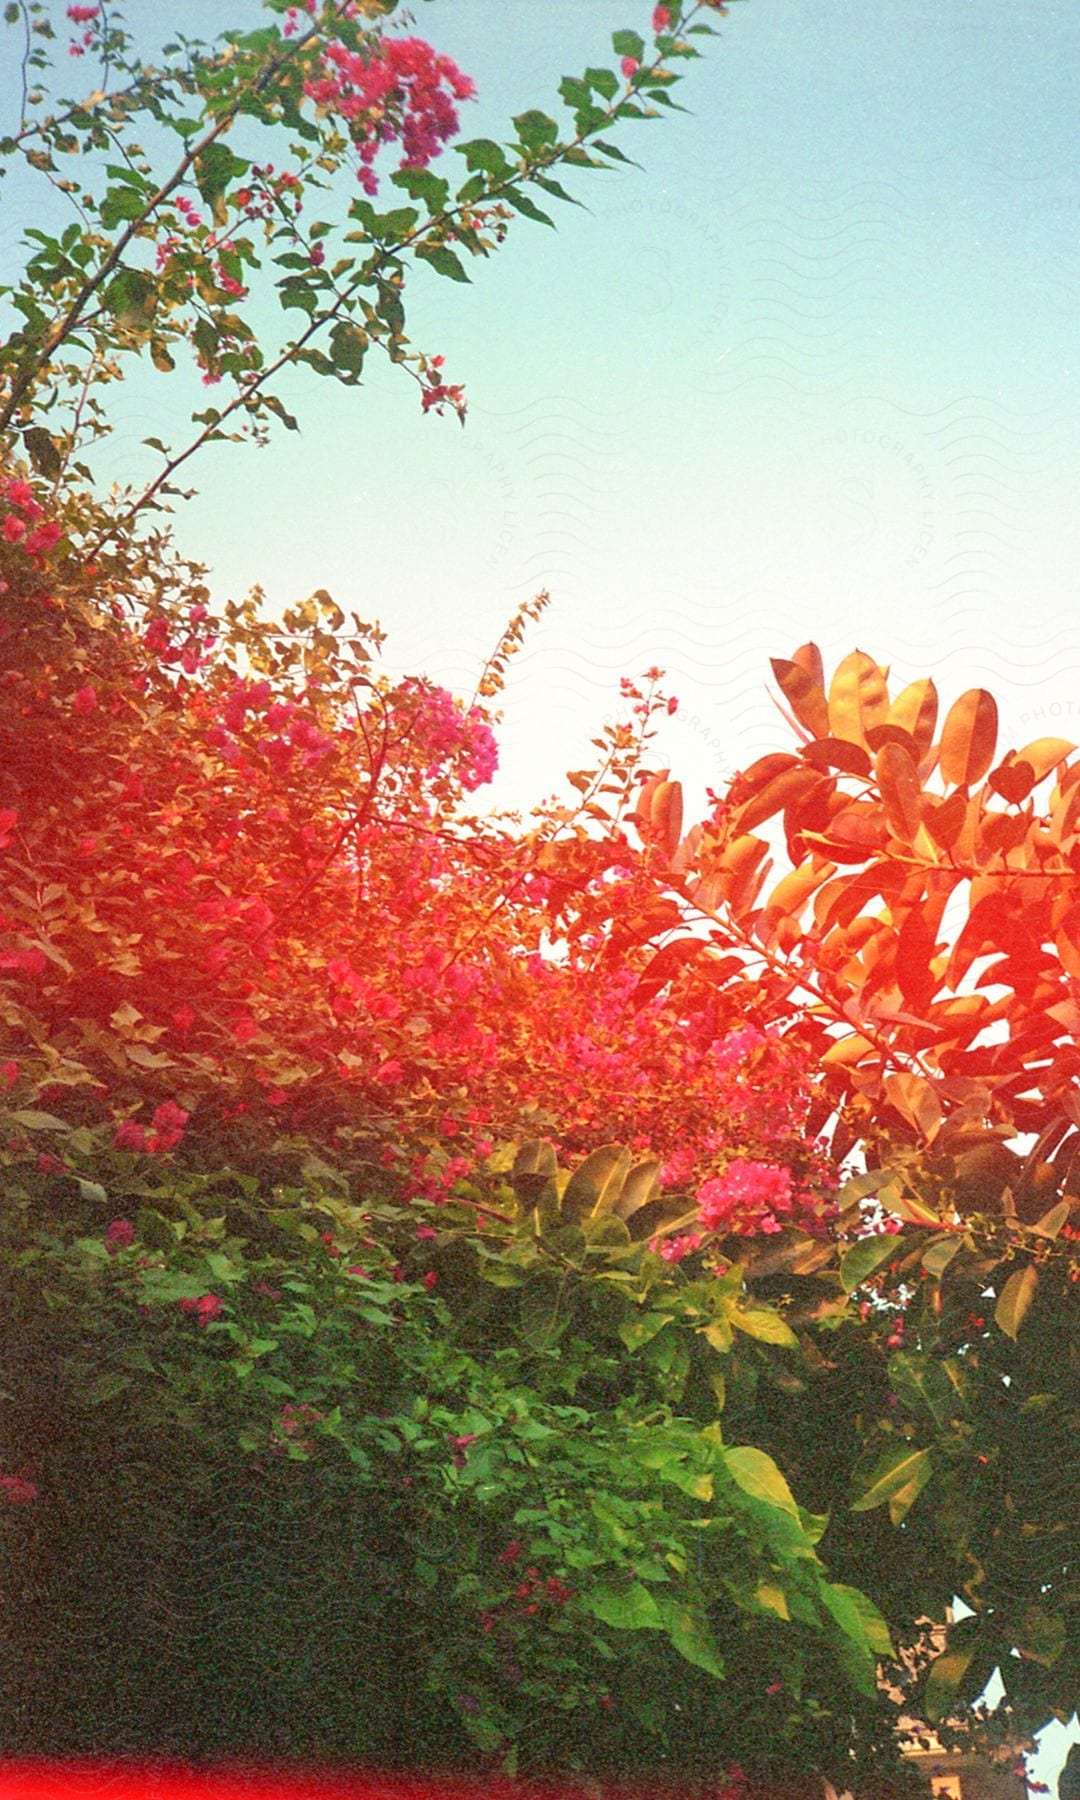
{"left": 939, "top": 688, "right": 998, "bottom": 787}
{"left": 827, "top": 651, "right": 890, "bottom": 750}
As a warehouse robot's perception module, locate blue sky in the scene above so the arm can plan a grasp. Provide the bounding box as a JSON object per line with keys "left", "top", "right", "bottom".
{"left": 3, "top": 5, "right": 1078, "bottom": 1784}
{"left": 4, "top": 0, "right": 1077, "bottom": 831}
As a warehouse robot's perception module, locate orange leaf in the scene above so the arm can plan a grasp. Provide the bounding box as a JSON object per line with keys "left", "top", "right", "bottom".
{"left": 651, "top": 779, "right": 683, "bottom": 862}
{"left": 734, "top": 766, "right": 822, "bottom": 837}
{"left": 770, "top": 657, "right": 830, "bottom": 738}
{"left": 827, "top": 650, "right": 890, "bottom": 750}
{"left": 1014, "top": 736, "right": 1076, "bottom": 784}
{"left": 800, "top": 737, "right": 872, "bottom": 777}
{"left": 988, "top": 757, "right": 1034, "bottom": 805}
{"left": 883, "top": 1071, "right": 943, "bottom": 1145}
{"left": 939, "top": 688, "right": 998, "bottom": 787}
{"left": 1055, "top": 903, "right": 1080, "bottom": 980}
{"left": 876, "top": 742, "right": 922, "bottom": 841}
{"left": 887, "top": 678, "right": 938, "bottom": 756}
{"left": 922, "top": 791, "right": 968, "bottom": 849}
{"left": 791, "top": 641, "right": 825, "bottom": 687}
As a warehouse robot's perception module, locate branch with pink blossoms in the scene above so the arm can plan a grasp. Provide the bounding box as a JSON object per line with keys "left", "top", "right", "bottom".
{"left": 1, "top": 0, "right": 739, "bottom": 536}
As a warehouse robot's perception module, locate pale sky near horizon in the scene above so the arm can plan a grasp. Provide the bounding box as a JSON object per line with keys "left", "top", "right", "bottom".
{"left": 2, "top": 2, "right": 1078, "bottom": 1787}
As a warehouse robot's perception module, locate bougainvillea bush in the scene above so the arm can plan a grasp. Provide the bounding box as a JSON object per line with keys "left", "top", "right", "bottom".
{"left": 2, "top": 4, "right": 1077, "bottom": 1797}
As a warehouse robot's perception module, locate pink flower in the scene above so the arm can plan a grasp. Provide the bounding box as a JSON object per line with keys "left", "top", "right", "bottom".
{"left": 24, "top": 521, "right": 62, "bottom": 557}
{"left": 0, "top": 1060, "right": 17, "bottom": 1087}
{"left": 72, "top": 684, "right": 97, "bottom": 714}
{"left": 105, "top": 1218, "right": 135, "bottom": 1252}
{"left": 5, "top": 479, "right": 34, "bottom": 509}
{"left": 149, "top": 1098, "right": 189, "bottom": 1151}
{"left": 2, "top": 515, "right": 26, "bottom": 544}
{"left": 66, "top": 4, "right": 99, "bottom": 19}
{"left": 178, "top": 1293, "right": 222, "bottom": 1325}
{"left": 697, "top": 1159, "right": 794, "bottom": 1230}
{"left": 0, "top": 1472, "right": 38, "bottom": 1503}
{"left": 654, "top": 1231, "right": 704, "bottom": 1263}
{"left": 652, "top": 4, "right": 672, "bottom": 30}
{"left": 423, "top": 1269, "right": 438, "bottom": 1289}
{"left": 621, "top": 56, "right": 639, "bottom": 78}
{"left": 711, "top": 1024, "right": 766, "bottom": 1070}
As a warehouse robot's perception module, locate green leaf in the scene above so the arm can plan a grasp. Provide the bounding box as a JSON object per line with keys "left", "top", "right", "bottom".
{"left": 921, "top": 1233, "right": 962, "bottom": 1276}
{"left": 22, "top": 426, "right": 62, "bottom": 478}
{"left": 562, "top": 1143, "right": 631, "bottom": 1222}
{"left": 592, "top": 138, "right": 639, "bottom": 166}
{"left": 582, "top": 1579, "right": 663, "bottom": 1630}
{"left": 518, "top": 1280, "right": 569, "bottom": 1350}
{"left": 194, "top": 141, "right": 249, "bottom": 226}
{"left": 754, "top": 1581, "right": 790, "bottom": 1620}
{"left": 389, "top": 167, "right": 449, "bottom": 213}
{"left": 502, "top": 187, "right": 555, "bottom": 228}
{"left": 456, "top": 137, "right": 511, "bottom": 177}
{"left": 851, "top": 1443, "right": 932, "bottom": 1514}
{"left": 583, "top": 67, "right": 620, "bottom": 101}
{"left": 329, "top": 320, "right": 367, "bottom": 376}
{"left": 613, "top": 29, "right": 646, "bottom": 60}
{"left": 6, "top": 1109, "right": 69, "bottom": 1131}
{"left": 656, "top": 1593, "right": 725, "bottom": 1677}
{"left": 100, "top": 184, "right": 147, "bottom": 229}
{"left": 415, "top": 242, "right": 470, "bottom": 283}
{"left": 731, "top": 1304, "right": 798, "bottom": 1349}
{"left": 994, "top": 1263, "right": 1038, "bottom": 1339}
{"left": 513, "top": 108, "right": 560, "bottom": 152}
{"left": 821, "top": 1582, "right": 894, "bottom": 1657}
{"left": 839, "top": 1234, "right": 896, "bottom": 1292}
{"left": 1029, "top": 1198, "right": 1072, "bottom": 1238}
{"left": 925, "top": 1641, "right": 977, "bottom": 1723}
{"left": 722, "top": 1445, "right": 800, "bottom": 1520}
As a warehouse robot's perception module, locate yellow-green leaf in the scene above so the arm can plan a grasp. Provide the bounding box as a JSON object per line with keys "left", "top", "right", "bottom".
{"left": 994, "top": 1263, "right": 1038, "bottom": 1339}
{"left": 852, "top": 1444, "right": 932, "bottom": 1514}
{"left": 731, "top": 1304, "right": 799, "bottom": 1348}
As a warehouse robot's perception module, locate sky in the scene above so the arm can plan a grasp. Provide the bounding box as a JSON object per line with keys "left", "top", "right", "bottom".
{"left": 2, "top": 0, "right": 1079, "bottom": 1788}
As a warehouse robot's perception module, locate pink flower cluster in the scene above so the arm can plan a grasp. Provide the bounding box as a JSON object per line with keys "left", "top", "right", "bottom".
{"left": 697, "top": 1158, "right": 796, "bottom": 1235}
{"left": 112, "top": 1098, "right": 190, "bottom": 1154}
{"left": 711, "top": 1023, "right": 766, "bottom": 1070}
{"left": 654, "top": 1230, "right": 704, "bottom": 1263}
{"left": 0, "top": 476, "right": 62, "bottom": 560}
{"left": 398, "top": 680, "right": 498, "bottom": 791}
{"left": 303, "top": 34, "right": 476, "bottom": 195}
{"left": 66, "top": 1, "right": 99, "bottom": 55}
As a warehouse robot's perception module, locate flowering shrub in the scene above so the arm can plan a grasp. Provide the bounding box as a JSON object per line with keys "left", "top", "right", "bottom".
{"left": 1, "top": 9, "right": 1074, "bottom": 1795}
